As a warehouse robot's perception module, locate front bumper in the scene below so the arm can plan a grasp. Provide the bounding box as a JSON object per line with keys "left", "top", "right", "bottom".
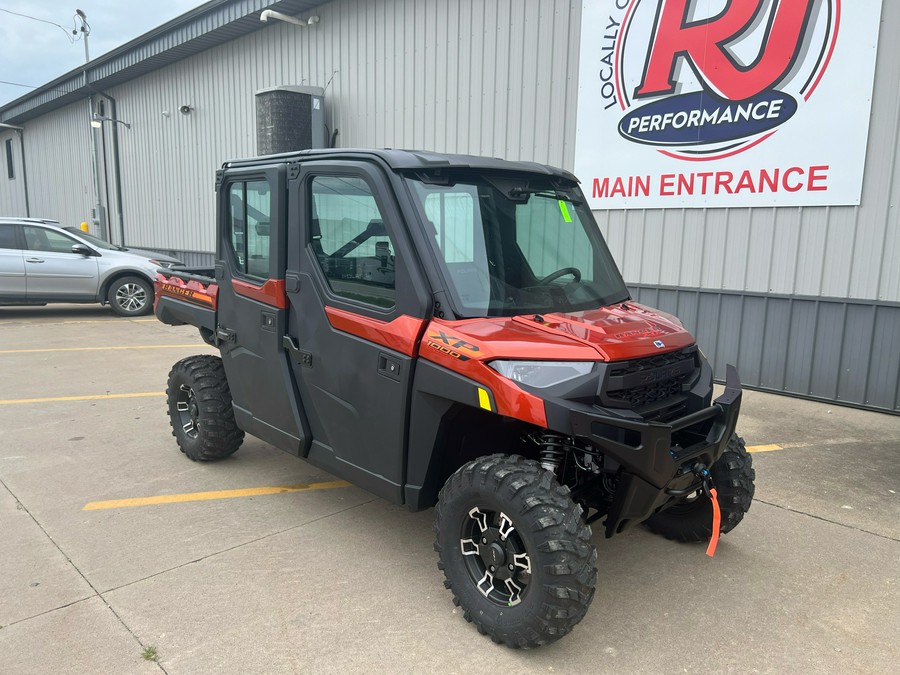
{"left": 568, "top": 365, "right": 742, "bottom": 537}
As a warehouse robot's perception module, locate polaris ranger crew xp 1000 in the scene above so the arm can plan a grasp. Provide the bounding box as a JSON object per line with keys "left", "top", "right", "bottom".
{"left": 155, "top": 149, "right": 755, "bottom": 648}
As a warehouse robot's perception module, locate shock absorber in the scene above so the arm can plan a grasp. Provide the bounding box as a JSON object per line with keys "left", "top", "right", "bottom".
{"left": 539, "top": 432, "right": 567, "bottom": 473}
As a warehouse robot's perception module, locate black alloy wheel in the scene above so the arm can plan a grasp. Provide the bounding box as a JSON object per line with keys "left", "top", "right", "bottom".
{"left": 434, "top": 454, "right": 596, "bottom": 648}
{"left": 166, "top": 355, "right": 244, "bottom": 461}
{"left": 459, "top": 506, "right": 532, "bottom": 607}
{"left": 175, "top": 383, "right": 200, "bottom": 440}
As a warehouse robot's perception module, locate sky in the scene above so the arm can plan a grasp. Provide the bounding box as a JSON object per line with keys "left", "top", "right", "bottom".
{"left": 0, "top": 1, "right": 203, "bottom": 106}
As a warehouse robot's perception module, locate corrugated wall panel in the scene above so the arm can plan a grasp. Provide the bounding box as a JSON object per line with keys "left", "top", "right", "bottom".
{"left": 4, "top": 105, "right": 94, "bottom": 225}
{"left": 608, "top": 2, "right": 899, "bottom": 304}
{"left": 6, "top": 0, "right": 582, "bottom": 252}
{"left": 630, "top": 286, "right": 900, "bottom": 414}
{"left": 94, "top": 0, "right": 581, "bottom": 252}
{"left": 0, "top": 132, "right": 27, "bottom": 216}
{"left": 867, "top": 307, "right": 900, "bottom": 410}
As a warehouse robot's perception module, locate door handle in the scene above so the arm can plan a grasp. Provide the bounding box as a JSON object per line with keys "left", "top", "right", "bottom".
{"left": 283, "top": 336, "right": 313, "bottom": 367}
{"left": 378, "top": 353, "right": 401, "bottom": 381}
{"left": 25, "top": 258, "right": 44, "bottom": 263}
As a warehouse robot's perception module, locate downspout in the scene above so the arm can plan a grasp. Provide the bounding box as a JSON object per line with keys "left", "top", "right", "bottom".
{"left": 88, "top": 86, "right": 126, "bottom": 247}
{"left": 106, "top": 95, "right": 126, "bottom": 247}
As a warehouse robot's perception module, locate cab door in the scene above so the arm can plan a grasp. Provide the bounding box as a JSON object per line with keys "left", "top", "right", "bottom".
{"left": 214, "top": 166, "right": 310, "bottom": 455}
{"left": 284, "top": 161, "right": 431, "bottom": 503}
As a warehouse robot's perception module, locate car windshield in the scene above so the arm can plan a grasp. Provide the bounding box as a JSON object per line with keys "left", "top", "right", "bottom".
{"left": 405, "top": 172, "right": 629, "bottom": 318}
{"left": 63, "top": 228, "right": 117, "bottom": 250}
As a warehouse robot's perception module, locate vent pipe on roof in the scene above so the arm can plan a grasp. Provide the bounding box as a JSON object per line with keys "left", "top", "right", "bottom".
{"left": 260, "top": 11, "right": 320, "bottom": 27}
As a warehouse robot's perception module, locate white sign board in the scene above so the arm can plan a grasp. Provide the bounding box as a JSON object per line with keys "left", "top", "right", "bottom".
{"left": 575, "top": 0, "right": 882, "bottom": 209}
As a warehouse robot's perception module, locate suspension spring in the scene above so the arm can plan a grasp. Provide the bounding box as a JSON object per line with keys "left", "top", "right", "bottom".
{"left": 539, "top": 432, "right": 568, "bottom": 473}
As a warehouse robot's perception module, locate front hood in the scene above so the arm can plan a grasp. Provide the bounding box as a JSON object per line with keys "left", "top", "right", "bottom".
{"left": 121, "top": 247, "right": 183, "bottom": 264}
{"left": 427, "top": 303, "right": 695, "bottom": 362}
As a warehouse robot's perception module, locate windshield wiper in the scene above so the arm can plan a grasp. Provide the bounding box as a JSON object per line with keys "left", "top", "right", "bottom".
{"left": 507, "top": 187, "right": 583, "bottom": 206}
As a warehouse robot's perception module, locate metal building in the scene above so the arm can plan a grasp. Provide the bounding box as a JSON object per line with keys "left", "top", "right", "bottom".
{"left": 0, "top": 0, "right": 897, "bottom": 413}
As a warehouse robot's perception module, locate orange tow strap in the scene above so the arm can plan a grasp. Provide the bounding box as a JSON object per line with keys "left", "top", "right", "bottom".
{"left": 706, "top": 487, "right": 721, "bottom": 557}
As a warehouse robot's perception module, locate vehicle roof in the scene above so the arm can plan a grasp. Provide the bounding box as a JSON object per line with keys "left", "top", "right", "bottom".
{"left": 222, "top": 148, "right": 578, "bottom": 182}
{"left": 0, "top": 217, "right": 60, "bottom": 225}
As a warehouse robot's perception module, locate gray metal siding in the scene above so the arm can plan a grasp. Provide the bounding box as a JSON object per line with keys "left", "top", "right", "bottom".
{"left": 597, "top": 0, "right": 900, "bottom": 304}
{"left": 629, "top": 286, "right": 900, "bottom": 413}
{"left": 92, "top": 0, "right": 582, "bottom": 252}
{"left": 0, "top": 106, "right": 94, "bottom": 223}
{"left": 0, "top": 131, "right": 27, "bottom": 216}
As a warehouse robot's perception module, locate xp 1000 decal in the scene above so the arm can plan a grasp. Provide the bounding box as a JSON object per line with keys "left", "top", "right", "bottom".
{"left": 575, "top": 0, "right": 882, "bottom": 209}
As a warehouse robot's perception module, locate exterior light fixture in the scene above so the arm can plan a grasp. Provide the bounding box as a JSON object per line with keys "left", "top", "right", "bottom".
{"left": 92, "top": 113, "right": 131, "bottom": 129}
{"left": 260, "top": 10, "right": 319, "bottom": 27}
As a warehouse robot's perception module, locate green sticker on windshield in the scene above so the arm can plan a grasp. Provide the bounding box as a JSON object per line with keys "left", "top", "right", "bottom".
{"left": 558, "top": 200, "right": 573, "bottom": 223}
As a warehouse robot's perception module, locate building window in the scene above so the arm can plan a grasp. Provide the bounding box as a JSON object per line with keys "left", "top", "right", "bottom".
{"left": 227, "top": 180, "right": 271, "bottom": 279}
{"left": 310, "top": 175, "right": 396, "bottom": 309}
{"left": 5, "top": 139, "right": 14, "bottom": 180}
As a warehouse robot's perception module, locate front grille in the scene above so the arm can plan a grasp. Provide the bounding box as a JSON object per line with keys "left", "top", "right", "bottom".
{"left": 602, "top": 346, "right": 698, "bottom": 414}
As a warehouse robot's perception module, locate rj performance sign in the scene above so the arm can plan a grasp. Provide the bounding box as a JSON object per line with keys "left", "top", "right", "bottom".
{"left": 575, "top": 0, "right": 882, "bottom": 209}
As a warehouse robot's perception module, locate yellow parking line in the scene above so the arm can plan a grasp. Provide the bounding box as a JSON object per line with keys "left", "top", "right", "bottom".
{"left": 0, "top": 318, "right": 159, "bottom": 327}
{"left": 0, "top": 344, "right": 202, "bottom": 354}
{"left": 83, "top": 480, "right": 352, "bottom": 510}
{"left": 747, "top": 444, "right": 783, "bottom": 453}
{"left": 0, "top": 392, "right": 165, "bottom": 405}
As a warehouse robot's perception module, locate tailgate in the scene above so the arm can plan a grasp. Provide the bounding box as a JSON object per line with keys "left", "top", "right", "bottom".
{"left": 154, "top": 272, "right": 218, "bottom": 331}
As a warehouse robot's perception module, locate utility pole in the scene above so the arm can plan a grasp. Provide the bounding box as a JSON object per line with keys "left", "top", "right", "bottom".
{"left": 77, "top": 9, "right": 106, "bottom": 240}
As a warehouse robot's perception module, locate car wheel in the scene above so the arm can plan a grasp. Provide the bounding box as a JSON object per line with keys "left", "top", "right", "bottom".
{"left": 434, "top": 454, "right": 596, "bottom": 648}
{"left": 108, "top": 275, "right": 153, "bottom": 316}
{"left": 166, "top": 355, "right": 244, "bottom": 461}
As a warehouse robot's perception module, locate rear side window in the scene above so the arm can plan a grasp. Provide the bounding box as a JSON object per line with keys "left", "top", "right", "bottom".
{"left": 0, "top": 224, "right": 18, "bottom": 249}
{"left": 227, "top": 180, "right": 271, "bottom": 279}
{"left": 23, "top": 226, "right": 80, "bottom": 254}
{"left": 310, "top": 175, "right": 396, "bottom": 309}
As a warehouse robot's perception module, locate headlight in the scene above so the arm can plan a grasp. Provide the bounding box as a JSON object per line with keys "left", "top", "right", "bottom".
{"left": 489, "top": 360, "right": 594, "bottom": 388}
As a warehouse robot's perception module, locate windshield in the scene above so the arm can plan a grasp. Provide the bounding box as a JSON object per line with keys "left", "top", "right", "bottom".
{"left": 63, "top": 228, "right": 117, "bottom": 250}
{"left": 405, "top": 173, "right": 629, "bottom": 317}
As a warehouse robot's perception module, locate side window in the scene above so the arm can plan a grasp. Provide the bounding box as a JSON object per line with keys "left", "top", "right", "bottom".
{"left": 310, "top": 176, "right": 396, "bottom": 309}
{"left": 227, "top": 180, "right": 271, "bottom": 279}
{"left": 0, "top": 224, "right": 18, "bottom": 249}
{"left": 23, "top": 226, "right": 79, "bottom": 254}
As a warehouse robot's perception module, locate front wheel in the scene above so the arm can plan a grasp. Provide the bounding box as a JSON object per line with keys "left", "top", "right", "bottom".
{"left": 434, "top": 455, "right": 596, "bottom": 648}
{"left": 108, "top": 275, "right": 153, "bottom": 316}
{"left": 166, "top": 355, "right": 244, "bottom": 461}
{"left": 645, "top": 434, "right": 755, "bottom": 542}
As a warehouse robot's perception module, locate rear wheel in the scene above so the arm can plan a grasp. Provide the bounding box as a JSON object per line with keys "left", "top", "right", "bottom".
{"left": 645, "top": 434, "right": 755, "bottom": 542}
{"left": 166, "top": 355, "right": 244, "bottom": 461}
{"left": 434, "top": 455, "right": 596, "bottom": 648}
{"left": 108, "top": 275, "right": 153, "bottom": 316}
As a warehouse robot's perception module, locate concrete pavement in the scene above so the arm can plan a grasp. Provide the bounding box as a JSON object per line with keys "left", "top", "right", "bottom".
{"left": 1, "top": 304, "right": 898, "bottom": 674}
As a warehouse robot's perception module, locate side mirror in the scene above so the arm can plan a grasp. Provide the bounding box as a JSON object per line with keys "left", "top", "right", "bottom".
{"left": 72, "top": 243, "right": 94, "bottom": 256}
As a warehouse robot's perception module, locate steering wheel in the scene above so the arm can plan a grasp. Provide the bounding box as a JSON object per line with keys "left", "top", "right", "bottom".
{"left": 538, "top": 267, "right": 581, "bottom": 285}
